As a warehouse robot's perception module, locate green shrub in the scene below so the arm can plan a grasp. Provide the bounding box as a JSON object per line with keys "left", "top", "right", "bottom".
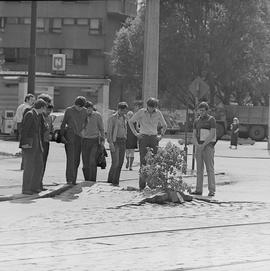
{"left": 140, "top": 142, "right": 191, "bottom": 193}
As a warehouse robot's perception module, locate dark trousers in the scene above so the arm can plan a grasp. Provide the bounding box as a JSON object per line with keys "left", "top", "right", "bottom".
{"left": 82, "top": 137, "right": 99, "bottom": 181}
{"left": 22, "top": 146, "right": 44, "bottom": 193}
{"left": 42, "top": 141, "right": 50, "bottom": 183}
{"left": 139, "top": 135, "right": 159, "bottom": 189}
{"left": 107, "top": 138, "right": 126, "bottom": 185}
{"left": 64, "top": 133, "right": 82, "bottom": 184}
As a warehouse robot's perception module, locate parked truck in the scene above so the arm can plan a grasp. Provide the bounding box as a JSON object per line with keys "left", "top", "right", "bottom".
{"left": 210, "top": 105, "right": 268, "bottom": 141}
{"left": 163, "top": 105, "right": 269, "bottom": 141}
{"left": 223, "top": 105, "right": 269, "bottom": 141}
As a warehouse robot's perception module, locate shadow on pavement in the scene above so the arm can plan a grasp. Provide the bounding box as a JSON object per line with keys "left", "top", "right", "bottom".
{"left": 53, "top": 181, "right": 95, "bottom": 202}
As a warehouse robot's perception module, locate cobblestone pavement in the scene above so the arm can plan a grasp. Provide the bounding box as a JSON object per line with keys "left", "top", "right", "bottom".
{"left": 0, "top": 182, "right": 270, "bottom": 270}
{"left": 1, "top": 139, "right": 270, "bottom": 270}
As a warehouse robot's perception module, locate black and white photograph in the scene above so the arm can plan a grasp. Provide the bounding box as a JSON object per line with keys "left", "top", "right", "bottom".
{"left": 0, "top": 0, "right": 270, "bottom": 270}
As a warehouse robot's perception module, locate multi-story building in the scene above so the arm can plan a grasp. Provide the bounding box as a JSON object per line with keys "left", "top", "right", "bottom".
{"left": 0, "top": 0, "right": 137, "bottom": 132}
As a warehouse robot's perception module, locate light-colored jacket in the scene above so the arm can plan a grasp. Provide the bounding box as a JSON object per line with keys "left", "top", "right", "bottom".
{"left": 107, "top": 112, "right": 127, "bottom": 144}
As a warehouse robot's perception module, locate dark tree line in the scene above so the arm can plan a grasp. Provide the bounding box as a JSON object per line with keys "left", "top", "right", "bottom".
{"left": 111, "top": 0, "right": 270, "bottom": 108}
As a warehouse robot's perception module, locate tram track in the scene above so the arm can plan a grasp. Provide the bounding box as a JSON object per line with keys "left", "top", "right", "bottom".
{"left": 0, "top": 200, "right": 266, "bottom": 234}
{"left": 168, "top": 258, "right": 270, "bottom": 270}
{"left": 1, "top": 220, "right": 270, "bottom": 248}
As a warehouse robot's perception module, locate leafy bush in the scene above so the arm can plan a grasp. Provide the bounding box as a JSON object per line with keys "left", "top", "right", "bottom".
{"left": 140, "top": 142, "right": 191, "bottom": 193}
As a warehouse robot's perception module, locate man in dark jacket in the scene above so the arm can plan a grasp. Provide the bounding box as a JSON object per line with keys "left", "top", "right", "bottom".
{"left": 20, "top": 99, "right": 47, "bottom": 195}
{"left": 60, "top": 96, "right": 87, "bottom": 185}
{"left": 81, "top": 101, "right": 105, "bottom": 182}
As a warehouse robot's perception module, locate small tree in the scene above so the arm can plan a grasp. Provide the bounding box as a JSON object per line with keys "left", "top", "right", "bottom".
{"left": 140, "top": 142, "right": 191, "bottom": 193}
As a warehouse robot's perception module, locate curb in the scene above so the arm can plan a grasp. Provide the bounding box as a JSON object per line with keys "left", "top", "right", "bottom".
{"left": 38, "top": 184, "right": 73, "bottom": 198}
{"left": 0, "top": 184, "right": 73, "bottom": 202}
{"left": 0, "top": 152, "right": 19, "bottom": 157}
{"left": 183, "top": 171, "right": 226, "bottom": 178}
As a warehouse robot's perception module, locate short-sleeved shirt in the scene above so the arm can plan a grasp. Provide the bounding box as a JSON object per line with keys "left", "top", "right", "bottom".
{"left": 129, "top": 108, "right": 167, "bottom": 135}
{"left": 14, "top": 103, "right": 31, "bottom": 123}
{"left": 193, "top": 114, "right": 216, "bottom": 146}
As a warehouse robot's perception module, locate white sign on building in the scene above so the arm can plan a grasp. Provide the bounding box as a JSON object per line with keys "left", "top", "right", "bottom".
{"left": 52, "top": 54, "right": 66, "bottom": 73}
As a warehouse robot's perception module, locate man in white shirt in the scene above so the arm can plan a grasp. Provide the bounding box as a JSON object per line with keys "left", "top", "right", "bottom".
{"left": 12, "top": 94, "right": 35, "bottom": 140}
{"left": 129, "top": 97, "right": 167, "bottom": 189}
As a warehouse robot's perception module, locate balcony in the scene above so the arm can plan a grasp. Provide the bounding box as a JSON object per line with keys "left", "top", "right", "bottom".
{"left": 107, "top": 0, "right": 137, "bottom": 18}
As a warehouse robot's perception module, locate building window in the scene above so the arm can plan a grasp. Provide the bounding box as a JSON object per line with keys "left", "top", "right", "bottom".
{"left": 89, "top": 18, "right": 102, "bottom": 35}
{"left": 49, "top": 18, "right": 62, "bottom": 33}
{"left": 63, "top": 18, "right": 75, "bottom": 25}
{"left": 36, "top": 18, "right": 45, "bottom": 32}
{"left": 73, "top": 49, "right": 88, "bottom": 65}
{"left": 20, "top": 17, "right": 31, "bottom": 24}
{"left": 48, "top": 49, "right": 61, "bottom": 55}
{"left": 17, "top": 48, "right": 29, "bottom": 64}
{"left": 76, "top": 18, "right": 89, "bottom": 25}
{"left": 6, "top": 17, "right": 19, "bottom": 24}
{"left": 19, "top": 17, "right": 45, "bottom": 31}
{"left": 4, "top": 48, "right": 17, "bottom": 62}
{"left": 0, "top": 17, "right": 6, "bottom": 31}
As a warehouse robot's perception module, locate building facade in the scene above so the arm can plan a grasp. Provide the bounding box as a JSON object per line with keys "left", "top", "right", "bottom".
{"left": 0, "top": 0, "right": 137, "bottom": 131}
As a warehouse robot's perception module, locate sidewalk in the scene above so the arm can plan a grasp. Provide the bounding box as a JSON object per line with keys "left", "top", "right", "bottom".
{"left": 1, "top": 138, "right": 270, "bottom": 202}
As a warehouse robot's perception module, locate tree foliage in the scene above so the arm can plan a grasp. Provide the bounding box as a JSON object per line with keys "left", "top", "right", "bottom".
{"left": 111, "top": 0, "right": 270, "bottom": 107}
{"left": 140, "top": 142, "right": 190, "bottom": 192}
{"left": 111, "top": 9, "right": 145, "bottom": 98}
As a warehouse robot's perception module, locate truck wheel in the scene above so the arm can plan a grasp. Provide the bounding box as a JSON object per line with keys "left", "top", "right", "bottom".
{"left": 216, "top": 123, "right": 225, "bottom": 139}
{"left": 249, "top": 125, "right": 266, "bottom": 141}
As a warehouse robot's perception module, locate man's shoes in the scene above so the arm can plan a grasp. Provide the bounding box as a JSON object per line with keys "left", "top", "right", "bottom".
{"left": 41, "top": 188, "right": 48, "bottom": 191}
{"left": 190, "top": 191, "right": 202, "bottom": 196}
{"left": 126, "top": 162, "right": 129, "bottom": 169}
{"left": 22, "top": 191, "right": 33, "bottom": 195}
{"left": 208, "top": 192, "right": 215, "bottom": 197}
{"left": 111, "top": 183, "right": 119, "bottom": 187}
{"left": 129, "top": 168, "right": 133, "bottom": 171}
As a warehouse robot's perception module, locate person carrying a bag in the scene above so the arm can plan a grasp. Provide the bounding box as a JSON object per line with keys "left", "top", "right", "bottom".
{"left": 81, "top": 101, "right": 105, "bottom": 182}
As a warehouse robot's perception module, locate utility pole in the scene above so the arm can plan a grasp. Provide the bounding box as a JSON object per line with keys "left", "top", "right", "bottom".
{"left": 268, "top": 94, "right": 270, "bottom": 150}
{"left": 142, "top": 0, "right": 160, "bottom": 105}
{"left": 27, "top": 1, "right": 37, "bottom": 94}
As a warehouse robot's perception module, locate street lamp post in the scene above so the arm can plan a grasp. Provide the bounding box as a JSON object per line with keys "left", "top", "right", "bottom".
{"left": 142, "top": 0, "right": 160, "bottom": 105}
{"left": 27, "top": 1, "right": 37, "bottom": 94}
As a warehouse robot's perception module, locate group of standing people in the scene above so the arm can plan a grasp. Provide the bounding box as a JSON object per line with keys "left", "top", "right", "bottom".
{"left": 60, "top": 96, "right": 105, "bottom": 185}
{"left": 105, "top": 97, "right": 167, "bottom": 188}
{"left": 15, "top": 94, "right": 168, "bottom": 194}
{"left": 15, "top": 94, "right": 54, "bottom": 194}
{"left": 56, "top": 96, "right": 168, "bottom": 189}
{"left": 14, "top": 92, "right": 239, "bottom": 197}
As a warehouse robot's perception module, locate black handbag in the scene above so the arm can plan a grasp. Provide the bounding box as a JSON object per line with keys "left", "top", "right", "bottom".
{"left": 96, "top": 144, "right": 108, "bottom": 169}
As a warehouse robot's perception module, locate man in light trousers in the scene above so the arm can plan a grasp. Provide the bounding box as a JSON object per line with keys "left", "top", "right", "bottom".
{"left": 192, "top": 102, "right": 216, "bottom": 197}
